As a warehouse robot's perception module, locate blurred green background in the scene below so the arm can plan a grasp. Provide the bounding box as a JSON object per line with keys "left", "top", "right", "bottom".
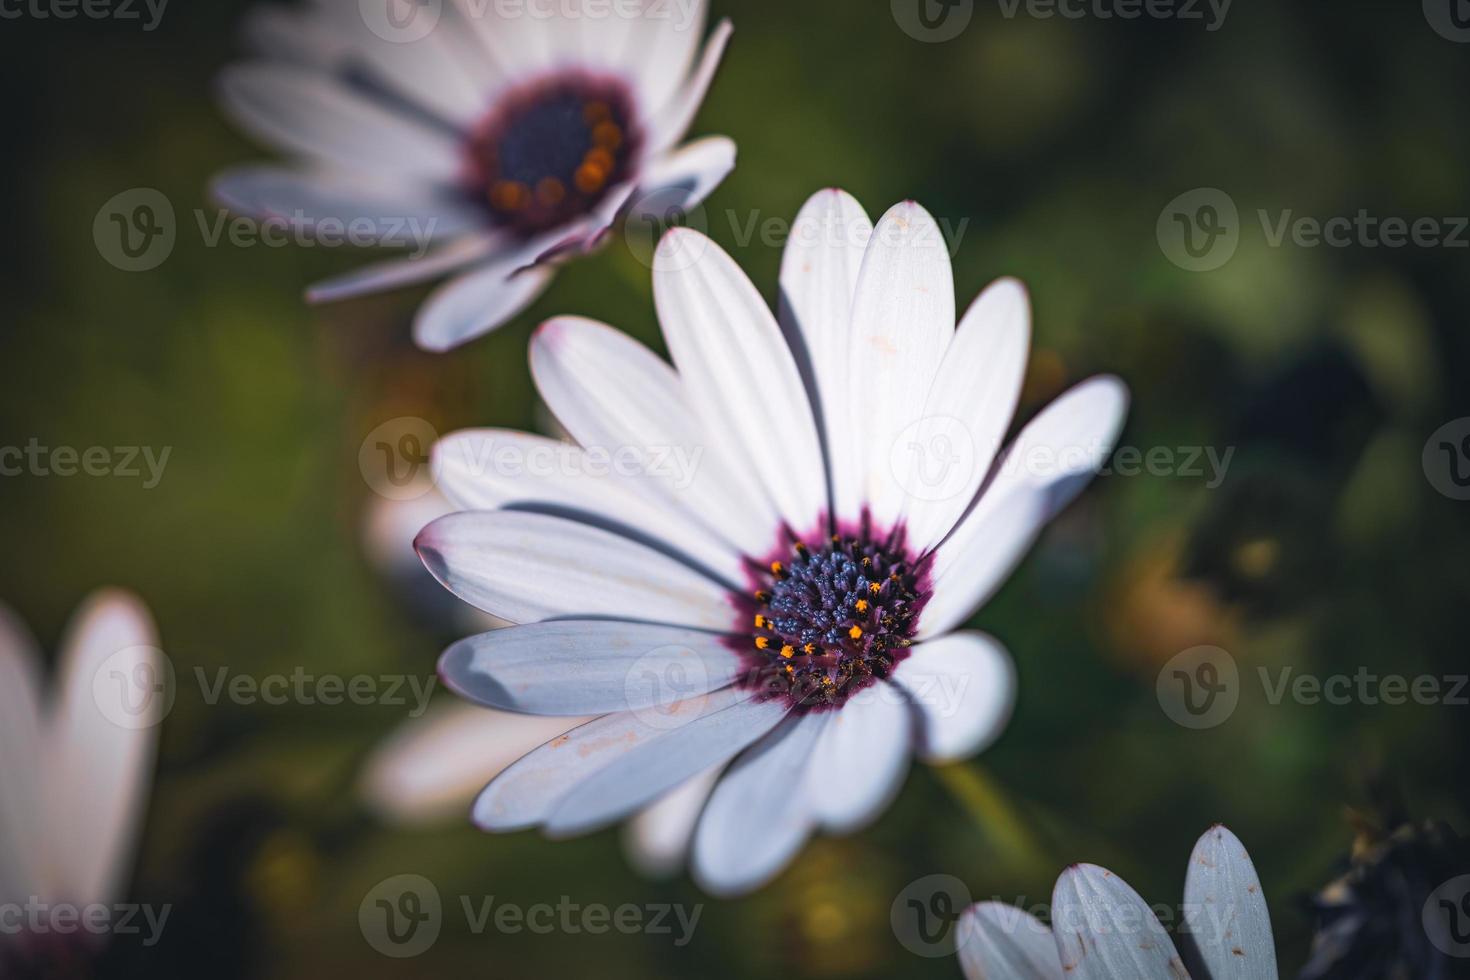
{"left": 2, "top": 0, "right": 1469, "bottom": 976}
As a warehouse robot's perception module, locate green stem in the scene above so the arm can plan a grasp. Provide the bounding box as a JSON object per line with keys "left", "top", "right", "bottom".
{"left": 932, "top": 762, "right": 1052, "bottom": 878}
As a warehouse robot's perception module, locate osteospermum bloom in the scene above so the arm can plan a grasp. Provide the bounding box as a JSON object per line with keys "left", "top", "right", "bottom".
{"left": 959, "top": 825, "right": 1278, "bottom": 980}
{"left": 0, "top": 592, "right": 163, "bottom": 974}
{"left": 214, "top": 0, "right": 735, "bottom": 351}
{"left": 414, "top": 190, "right": 1129, "bottom": 895}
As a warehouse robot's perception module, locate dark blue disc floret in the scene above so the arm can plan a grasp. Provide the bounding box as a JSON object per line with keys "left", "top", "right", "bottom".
{"left": 739, "top": 529, "right": 930, "bottom": 710}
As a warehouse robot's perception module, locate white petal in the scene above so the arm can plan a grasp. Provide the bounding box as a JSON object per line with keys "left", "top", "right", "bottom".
{"left": 614, "top": 0, "right": 709, "bottom": 116}
{"left": 691, "top": 711, "right": 826, "bottom": 897}
{"left": 440, "top": 620, "right": 743, "bottom": 716}
{"left": 543, "top": 693, "right": 788, "bottom": 837}
{"left": 921, "top": 376, "right": 1129, "bottom": 638}
{"left": 898, "top": 278, "right": 1031, "bottom": 552}
{"left": 242, "top": 2, "right": 348, "bottom": 66}
{"left": 449, "top": 0, "right": 557, "bottom": 79}
{"left": 1183, "top": 826, "right": 1278, "bottom": 980}
{"left": 306, "top": 235, "right": 502, "bottom": 304}
{"left": 471, "top": 684, "right": 759, "bottom": 830}
{"left": 807, "top": 683, "right": 910, "bottom": 833}
{"left": 359, "top": 702, "right": 585, "bottom": 826}
{"left": 530, "top": 315, "right": 778, "bottom": 555}
{"left": 0, "top": 604, "right": 42, "bottom": 905}
{"left": 890, "top": 632, "right": 1015, "bottom": 763}
{"left": 211, "top": 165, "right": 487, "bottom": 242}
{"left": 632, "top": 136, "right": 736, "bottom": 217}
{"left": 433, "top": 428, "right": 745, "bottom": 584}
{"left": 654, "top": 229, "right": 827, "bottom": 534}
{"left": 413, "top": 253, "right": 557, "bottom": 352}
{"left": 623, "top": 766, "right": 720, "bottom": 878}
{"left": 847, "top": 201, "right": 957, "bottom": 529}
{"left": 299, "top": 0, "right": 493, "bottom": 125}
{"left": 1051, "top": 865, "right": 1191, "bottom": 980}
{"left": 778, "top": 189, "right": 873, "bottom": 524}
{"left": 646, "top": 18, "right": 732, "bottom": 152}
{"left": 44, "top": 591, "right": 160, "bottom": 908}
{"left": 957, "top": 903, "right": 1063, "bottom": 980}
{"left": 217, "top": 63, "right": 465, "bottom": 181}
{"left": 415, "top": 510, "right": 733, "bottom": 629}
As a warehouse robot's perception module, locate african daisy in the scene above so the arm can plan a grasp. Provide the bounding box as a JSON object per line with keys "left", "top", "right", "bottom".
{"left": 415, "top": 189, "right": 1129, "bottom": 895}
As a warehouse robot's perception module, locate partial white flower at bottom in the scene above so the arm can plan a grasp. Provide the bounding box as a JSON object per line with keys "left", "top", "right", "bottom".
{"left": 958, "top": 825, "right": 1278, "bottom": 980}
{"left": 414, "top": 189, "right": 1129, "bottom": 896}
{"left": 0, "top": 592, "right": 162, "bottom": 972}
{"left": 214, "top": 0, "right": 736, "bottom": 351}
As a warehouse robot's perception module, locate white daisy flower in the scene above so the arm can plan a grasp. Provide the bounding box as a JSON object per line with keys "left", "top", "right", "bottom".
{"left": 0, "top": 592, "right": 163, "bottom": 972}
{"left": 414, "top": 189, "right": 1129, "bottom": 896}
{"left": 213, "top": 0, "right": 735, "bottom": 351}
{"left": 959, "top": 825, "right": 1278, "bottom": 980}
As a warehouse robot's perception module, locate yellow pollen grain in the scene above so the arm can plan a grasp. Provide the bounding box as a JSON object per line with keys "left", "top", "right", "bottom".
{"left": 583, "top": 101, "right": 610, "bottom": 124}
{"left": 849, "top": 626, "right": 863, "bottom": 640}
{"left": 770, "top": 561, "right": 784, "bottom": 575}
{"left": 855, "top": 599, "right": 869, "bottom": 613}
{"left": 754, "top": 614, "right": 765, "bottom": 628}
{"left": 780, "top": 645, "right": 794, "bottom": 659}
{"left": 868, "top": 582, "right": 881, "bottom": 595}
{"left": 755, "top": 636, "right": 769, "bottom": 650}
{"left": 802, "top": 643, "right": 816, "bottom": 655}
{"left": 490, "top": 180, "right": 531, "bottom": 212}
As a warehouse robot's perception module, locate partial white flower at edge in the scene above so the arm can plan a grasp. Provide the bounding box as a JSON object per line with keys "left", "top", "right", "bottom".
{"left": 405, "top": 189, "right": 1129, "bottom": 897}
{"left": 0, "top": 592, "right": 162, "bottom": 963}
{"left": 213, "top": 0, "right": 736, "bottom": 352}
{"left": 959, "top": 825, "right": 1279, "bottom": 980}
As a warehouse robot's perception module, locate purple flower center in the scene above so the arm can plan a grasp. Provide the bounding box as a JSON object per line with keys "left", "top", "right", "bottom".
{"left": 733, "top": 524, "right": 930, "bottom": 711}
{"left": 467, "top": 73, "right": 641, "bottom": 235}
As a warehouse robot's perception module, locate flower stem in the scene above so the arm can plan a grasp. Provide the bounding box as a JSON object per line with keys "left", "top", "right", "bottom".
{"left": 932, "top": 762, "right": 1052, "bottom": 878}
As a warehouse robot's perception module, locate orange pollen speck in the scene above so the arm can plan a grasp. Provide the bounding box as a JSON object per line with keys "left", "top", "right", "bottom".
{"left": 574, "top": 163, "right": 607, "bottom": 194}
{"left": 583, "top": 101, "right": 610, "bottom": 124}
{"left": 848, "top": 626, "right": 863, "bottom": 640}
{"left": 534, "top": 177, "right": 566, "bottom": 207}
{"left": 780, "top": 645, "right": 794, "bottom": 659}
{"left": 754, "top": 614, "right": 765, "bottom": 628}
{"left": 489, "top": 180, "right": 531, "bottom": 211}
{"left": 868, "top": 582, "right": 881, "bottom": 594}
{"left": 592, "top": 121, "right": 623, "bottom": 150}
{"left": 855, "top": 599, "right": 869, "bottom": 613}
{"left": 755, "top": 636, "right": 769, "bottom": 650}
{"left": 802, "top": 643, "right": 816, "bottom": 655}
{"left": 770, "top": 561, "right": 784, "bottom": 575}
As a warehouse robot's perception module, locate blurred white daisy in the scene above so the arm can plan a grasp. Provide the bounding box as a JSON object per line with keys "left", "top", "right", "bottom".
{"left": 214, "top": 0, "right": 735, "bottom": 351}
{"left": 959, "top": 825, "right": 1278, "bottom": 980}
{"left": 0, "top": 592, "right": 163, "bottom": 973}
{"left": 414, "top": 189, "right": 1129, "bottom": 896}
